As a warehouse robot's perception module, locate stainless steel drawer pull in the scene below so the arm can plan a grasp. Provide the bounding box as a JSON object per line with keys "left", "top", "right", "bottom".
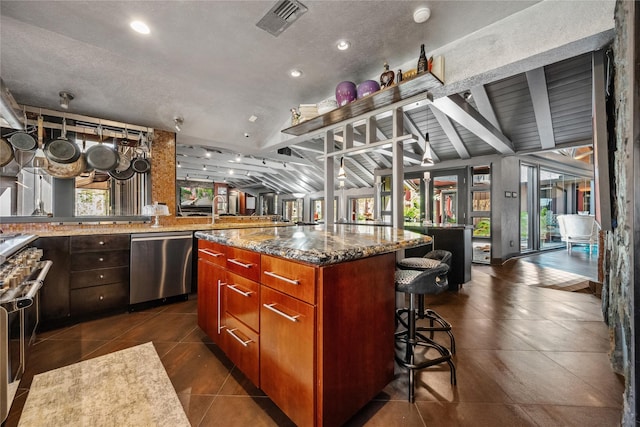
{"left": 226, "top": 328, "right": 252, "bottom": 347}
{"left": 199, "top": 249, "right": 223, "bottom": 258}
{"left": 217, "top": 280, "right": 226, "bottom": 334}
{"left": 264, "top": 271, "right": 299, "bottom": 285}
{"left": 228, "top": 258, "right": 253, "bottom": 269}
{"left": 263, "top": 303, "right": 300, "bottom": 322}
{"left": 227, "top": 284, "right": 252, "bottom": 297}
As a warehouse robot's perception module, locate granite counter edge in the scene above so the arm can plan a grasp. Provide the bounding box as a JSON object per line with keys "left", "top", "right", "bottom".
{"left": 195, "top": 230, "right": 431, "bottom": 266}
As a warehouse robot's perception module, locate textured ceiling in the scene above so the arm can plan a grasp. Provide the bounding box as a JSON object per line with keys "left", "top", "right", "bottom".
{"left": 0, "top": 0, "right": 539, "bottom": 154}
{"left": 1, "top": 1, "right": 611, "bottom": 195}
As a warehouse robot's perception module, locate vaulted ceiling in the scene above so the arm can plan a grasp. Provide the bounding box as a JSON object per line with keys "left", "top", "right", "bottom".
{"left": 1, "top": 1, "right": 614, "bottom": 195}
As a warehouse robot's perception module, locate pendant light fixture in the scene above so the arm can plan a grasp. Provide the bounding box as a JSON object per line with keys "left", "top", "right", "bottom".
{"left": 421, "top": 101, "right": 434, "bottom": 166}
{"left": 338, "top": 156, "right": 347, "bottom": 180}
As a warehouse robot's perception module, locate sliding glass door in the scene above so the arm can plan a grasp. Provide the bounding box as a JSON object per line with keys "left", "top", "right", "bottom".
{"left": 520, "top": 164, "right": 537, "bottom": 252}
{"left": 520, "top": 162, "right": 585, "bottom": 252}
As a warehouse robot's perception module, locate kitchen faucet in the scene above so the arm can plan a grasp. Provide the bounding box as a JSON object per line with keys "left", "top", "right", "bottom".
{"left": 211, "top": 195, "right": 227, "bottom": 224}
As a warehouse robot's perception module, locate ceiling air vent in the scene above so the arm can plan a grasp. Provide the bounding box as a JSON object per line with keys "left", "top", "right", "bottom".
{"left": 256, "top": 0, "right": 308, "bottom": 37}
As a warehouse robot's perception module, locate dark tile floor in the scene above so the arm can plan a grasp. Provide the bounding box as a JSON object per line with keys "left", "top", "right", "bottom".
{"left": 6, "top": 252, "right": 623, "bottom": 426}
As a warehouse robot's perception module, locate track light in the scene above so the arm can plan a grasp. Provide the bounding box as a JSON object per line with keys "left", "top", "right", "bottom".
{"left": 203, "top": 165, "right": 207, "bottom": 170}
{"left": 177, "top": 161, "right": 181, "bottom": 167}
{"left": 463, "top": 91, "right": 473, "bottom": 102}
{"left": 59, "top": 91, "right": 74, "bottom": 110}
{"left": 338, "top": 156, "right": 347, "bottom": 180}
{"left": 174, "top": 117, "right": 183, "bottom": 132}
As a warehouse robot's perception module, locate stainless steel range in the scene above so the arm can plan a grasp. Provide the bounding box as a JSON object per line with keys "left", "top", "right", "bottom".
{"left": 0, "top": 233, "right": 51, "bottom": 423}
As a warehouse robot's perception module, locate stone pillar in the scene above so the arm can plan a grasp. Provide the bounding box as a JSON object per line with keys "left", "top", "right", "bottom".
{"left": 150, "top": 129, "right": 176, "bottom": 221}
{"left": 605, "top": 1, "right": 638, "bottom": 424}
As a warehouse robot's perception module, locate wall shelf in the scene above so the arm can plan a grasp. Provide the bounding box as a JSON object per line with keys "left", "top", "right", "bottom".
{"left": 282, "top": 72, "right": 443, "bottom": 136}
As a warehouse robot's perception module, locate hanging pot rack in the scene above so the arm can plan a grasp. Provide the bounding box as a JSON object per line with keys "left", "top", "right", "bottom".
{"left": 18, "top": 104, "right": 153, "bottom": 150}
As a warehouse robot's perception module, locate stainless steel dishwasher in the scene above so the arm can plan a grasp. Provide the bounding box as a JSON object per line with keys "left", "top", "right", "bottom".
{"left": 130, "top": 232, "right": 193, "bottom": 305}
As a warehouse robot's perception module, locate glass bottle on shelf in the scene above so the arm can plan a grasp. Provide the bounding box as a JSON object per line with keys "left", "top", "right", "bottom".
{"left": 417, "top": 44, "right": 428, "bottom": 74}
{"left": 380, "top": 62, "right": 395, "bottom": 88}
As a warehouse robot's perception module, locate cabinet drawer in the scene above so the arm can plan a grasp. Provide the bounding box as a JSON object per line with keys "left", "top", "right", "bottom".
{"left": 71, "top": 234, "right": 130, "bottom": 252}
{"left": 71, "top": 250, "right": 129, "bottom": 271}
{"left": 198, "top": 240, "right": 226, "bottom": 267}
{"left": 70, "top": 266, "right": 129, "bottom": 289}
{"left": 198, "top": 259, "right": 226, "bottom": 342}
{"left": 225, "top": 272, "right": 259, "bottom": 332}
{"left": 226, "top": 247, "right": 260, "bottom": 282}
{"left": 260, "top": 286, "right": 315, "bottom": 427}
{"left": 261, "top": 255, "right": 316, "bottom": 304}
{"left": 70, "top": 282, "right": 128, "bottom": 316}
{"left": 224, "top": 314, "right": 259, "bottom": 387}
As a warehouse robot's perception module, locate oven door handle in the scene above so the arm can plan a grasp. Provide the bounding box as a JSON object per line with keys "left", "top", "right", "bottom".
{"left": 23, "top": 260, "right": 53, "bottom": 300}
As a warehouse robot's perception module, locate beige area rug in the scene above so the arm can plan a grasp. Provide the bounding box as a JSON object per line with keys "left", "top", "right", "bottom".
{"left": 19, "top": 342, "right": 189, "bottom": 427}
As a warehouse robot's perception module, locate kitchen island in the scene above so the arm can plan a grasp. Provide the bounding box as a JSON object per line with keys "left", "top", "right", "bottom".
{"left": 195, "top": 224, "right": 431, "bottom": 427}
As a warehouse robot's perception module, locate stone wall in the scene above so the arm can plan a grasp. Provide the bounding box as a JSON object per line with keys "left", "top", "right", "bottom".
{"left": 604, "top": 1, "right": 637, "bottom": 424}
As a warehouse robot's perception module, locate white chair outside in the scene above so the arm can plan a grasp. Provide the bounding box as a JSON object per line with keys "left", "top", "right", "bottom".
{"left": 557, "top": 214, "right": 600, "bottom": 253}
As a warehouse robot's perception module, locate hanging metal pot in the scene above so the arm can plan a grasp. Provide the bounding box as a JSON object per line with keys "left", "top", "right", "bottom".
{"left": 44, "top": 153, "right": 87, "bottom": 179}
{"left": 115, "top": 150, "right": 131, "bottom": 172}
{"left": 31, "top": 115, "right": 48, "bottom": 169}
{"left": 9, "top": 129, "right": 36, "bottom": 151}
{"left": 85, "top": 137, "right": 119, "bottom": 171}
{"left": 131, "top": 151, "right": 150, "bottom": 174}
{"left": 13, "top": 149, "right": 35, "bottom": 168}
{"left": 44, "top": 118, "right": 81, "bottom": 164}
{"left": 109, "top": 164, "right": 135, "bottom": 180}
{"left": 0, "top": 136, "right": 14, "bottom": 167}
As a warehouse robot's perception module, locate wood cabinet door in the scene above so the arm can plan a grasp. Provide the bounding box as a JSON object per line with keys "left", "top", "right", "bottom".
{"left": 34, "top": 236, "right": 71, "bottom": 322}
{"left": 197, "top": 240, "right": 226, "bottom": 267}
{"left": 260, "top": 286, "right": 315, "bottom": 427}
{"left": 197, "top": 258, "right": 226, "bottom": 344}
{"left": 224, "top": 314, "right": 259, "bottom": 387}
{"left": 70, "top": 234, "right": 130, "bottom": 252}
{"left": 261, "top": 255, "right": 316, "bottom": 304}
{"left": 225, "top": 271, "right": 260, "bottom": 333}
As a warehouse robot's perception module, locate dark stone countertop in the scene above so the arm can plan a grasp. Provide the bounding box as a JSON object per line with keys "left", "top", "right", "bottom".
{"left": 195, "top": 224, "right": 432, "bottom": 266}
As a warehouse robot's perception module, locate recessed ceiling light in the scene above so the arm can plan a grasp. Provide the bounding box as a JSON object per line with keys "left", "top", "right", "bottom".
{"left": 248, "top": 115, "right": 258, "bottom": 122}
{"left": 290, "top": 69, "right": 303, "bottom": 78}
{"left": 336, "top": 40, "right": 350, "bottom": 51}
{"left": 130, "top": 20, "right": 151, "bottom": 35}
{"left": 205, "top": 151, "right": 211, "bottom": 158}
{"left": 229, "top": 169, "right": 234, "bottom": 175}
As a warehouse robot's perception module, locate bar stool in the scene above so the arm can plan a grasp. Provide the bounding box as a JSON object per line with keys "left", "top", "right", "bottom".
{"left": 394, "top": 265, "right": 457, "bottom": 402}
{"left": 397, "top": 250, "right": 456, "bottom": 354}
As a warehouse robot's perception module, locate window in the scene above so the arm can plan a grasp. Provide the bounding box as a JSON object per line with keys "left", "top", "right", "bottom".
{"left": 348, "top": 197, "right": 374, "bottom": 222}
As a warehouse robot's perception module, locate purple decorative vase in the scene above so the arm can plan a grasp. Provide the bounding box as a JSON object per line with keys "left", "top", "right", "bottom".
{"left": 335, "top": 81, "right": 357, "bottom": 107}
{"left": 357, "top": 80, "right": 380, "bottom": 98}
